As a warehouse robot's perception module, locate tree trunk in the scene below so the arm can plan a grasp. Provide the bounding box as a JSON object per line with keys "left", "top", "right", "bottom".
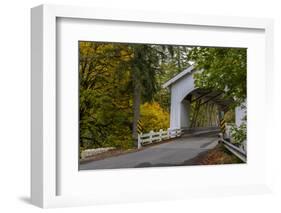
{"left": 132, "top": 73, "right": 141, "bottom": 147}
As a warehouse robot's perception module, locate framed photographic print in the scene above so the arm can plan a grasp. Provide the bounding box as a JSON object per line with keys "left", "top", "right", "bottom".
{"left": 31, "top": 4, "right": 274, "bottom": 208}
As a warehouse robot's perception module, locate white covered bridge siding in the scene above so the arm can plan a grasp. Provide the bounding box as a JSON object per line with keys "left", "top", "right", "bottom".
{"left": 163, "top": 66, "right": 196, "bottom": 129}
{"left": 163, "top": 65, "right": 245, "bottom": 130}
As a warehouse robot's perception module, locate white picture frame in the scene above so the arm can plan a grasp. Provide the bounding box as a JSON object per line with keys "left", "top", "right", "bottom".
{"left": 31, "top": 4, "right": 274, "bottom": 208}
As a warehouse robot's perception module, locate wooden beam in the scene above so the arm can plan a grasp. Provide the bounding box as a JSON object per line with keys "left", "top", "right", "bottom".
{"left": 199, "top": 93, "right": 222, "bottom": 106}
{"left": 191, "top": 91, "right": 213, "bottom": 103}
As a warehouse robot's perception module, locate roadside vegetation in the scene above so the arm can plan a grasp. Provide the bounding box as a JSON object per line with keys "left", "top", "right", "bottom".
{"left": 187, "top": 143, "right": 243, "bottom": 165}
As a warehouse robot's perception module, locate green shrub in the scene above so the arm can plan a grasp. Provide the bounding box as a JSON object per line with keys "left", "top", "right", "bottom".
{"left": 231, "top": 122, "right": 246, "bottom": 144}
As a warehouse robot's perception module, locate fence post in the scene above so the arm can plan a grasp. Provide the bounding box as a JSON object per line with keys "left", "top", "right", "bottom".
{"left": 149, "top": 130, "right": 153, "bottom": 143}
{"left": 159, "top": 129, "right": 163, "bottom": 141}
{"left": 177, "top": 129, "right": 181, "bottom": 137}
{"left": 167, "top": 128, "right": 170, "bottom": 139}
{"left": 138, "top": 133, "right": 142, "bottom": 149}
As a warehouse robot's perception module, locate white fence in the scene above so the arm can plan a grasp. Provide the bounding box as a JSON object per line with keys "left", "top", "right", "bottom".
{"left": 138, "top": 128, "right": 182, "bottom": 148}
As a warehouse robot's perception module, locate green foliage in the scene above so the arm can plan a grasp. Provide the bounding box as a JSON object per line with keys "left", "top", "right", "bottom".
{"left": 188, "top": 47, "right": 247, "bottom": 106}
{"left": 231, "top": 122, "right": 247, "bottom": 144}
{"left": 130, "top": 44, "right": 162, "bottom": 102}
{"left": 231, "top": 112, "right": 247, "bottom": 144}
{"left": 140, "top": 102, "right": 170, "bottom": 132}
{"left": 153, "top": 47, "right": 191, "bottom": 111}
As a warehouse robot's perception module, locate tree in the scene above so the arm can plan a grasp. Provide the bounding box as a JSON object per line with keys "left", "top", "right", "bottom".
{"left": 140, "top": 102, "right": 170, "bottom": 132}
{"left": 79, "top": 42, "right": 134, "bottom": 149}
{"left": 153, "top": 46, "right": 191, "bottom": 111}
{"left": 188, "top": 47, "right": 247, "bottom": 106}
{"left": 188, "top": 47, "right": 247, "bottom": 141}
{"left": 130, "top": 45, "right": 192, "bottom": 141}
{"left": 129, "top": 44, "right": 163, "bottom": 146}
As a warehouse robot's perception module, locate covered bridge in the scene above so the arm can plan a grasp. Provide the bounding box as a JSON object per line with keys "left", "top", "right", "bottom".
{"left": 163, "top": 65, "right": 246, "bottom": 130}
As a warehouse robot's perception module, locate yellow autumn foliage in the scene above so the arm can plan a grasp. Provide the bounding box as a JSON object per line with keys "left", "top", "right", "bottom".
{"left": 140, "top": 102, "right": 170, "bottom": 133}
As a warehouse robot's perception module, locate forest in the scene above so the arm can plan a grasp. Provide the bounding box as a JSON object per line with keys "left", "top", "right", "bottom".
{"left": 79, "top": 41, "right": 247, "bottom": 152}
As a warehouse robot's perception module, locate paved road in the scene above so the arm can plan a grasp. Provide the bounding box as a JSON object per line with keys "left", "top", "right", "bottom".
{"left": 79, "top": 132, "right": 219, "bottom": 170}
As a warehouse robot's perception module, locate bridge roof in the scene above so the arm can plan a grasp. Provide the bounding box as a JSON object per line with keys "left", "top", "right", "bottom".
{"left": 162, "top": 66, "right": 234, "bottom": 110}
{"left": 188, "top": 88, "right": 234, "bottom": 110}
{"left": 162, "top": 65, "right": 195, "bottom": 88}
